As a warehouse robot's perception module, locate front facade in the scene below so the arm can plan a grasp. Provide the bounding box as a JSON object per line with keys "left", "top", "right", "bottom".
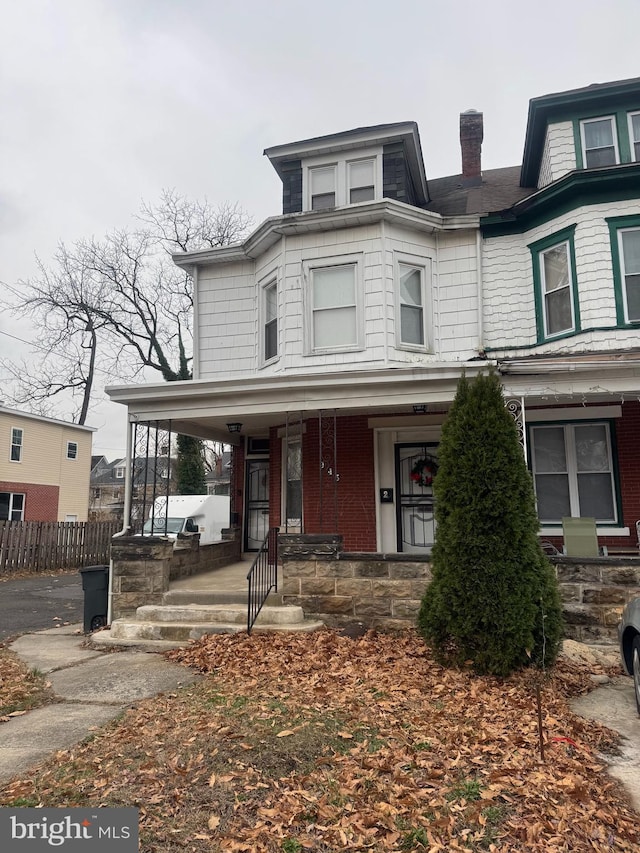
{"left": 108, "top": 77, "right": 640, "bottom": 555}
{"left": 0, "top": 405, "right": 94, "bottom": 522}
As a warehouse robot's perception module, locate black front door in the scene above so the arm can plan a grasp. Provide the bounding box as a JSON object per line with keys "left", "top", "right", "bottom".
{"left": 395, "top": 443, "right": 438, "bottom": 554}
{"left": 244, "top": 460, "right": 269, "bottom": 551}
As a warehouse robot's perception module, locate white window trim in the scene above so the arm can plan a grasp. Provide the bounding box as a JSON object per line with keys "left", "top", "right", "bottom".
{"left": 627, "top": 111, "right": 640, "bottom": 162}
{"left": 530, "top": 422, "right": 618, "bottom": 525}
{"left": 1, "top": 491, "right": 25, "bottom": 521}
{"left": 617, "top": 226, "right": 640, "bottom": 324}
{"left": 258, "top": 271, "right": 280, "bottom": 366}
{"left": 579, "top": 115, "right": 620, "bottom": 167}
{"left": 115, "top": 466, "right": 125, "bottom": 479}
{"left": 393, "top": 252, "right": 433, "bottom": 352}
{"left": 281, "top": 436, "right": 303, "bottom": 531}
{"left": 67, "top": 441, "right": 78, "bottom": 460}
{"left": 302, "top": 253, "right": 364, "bottom": 355}
{"left": 539, "top": 240, "right": 575, "bottom": 339}
{"left": 302, "top": 146, "right": 383, "bottom": 211}
{"left": 10, "top": 427, "right": 23, "bottom": 463}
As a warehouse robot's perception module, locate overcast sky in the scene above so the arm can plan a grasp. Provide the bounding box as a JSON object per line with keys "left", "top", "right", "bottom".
{"left": 2, "top": 0, "right": 640, "bottom": 458}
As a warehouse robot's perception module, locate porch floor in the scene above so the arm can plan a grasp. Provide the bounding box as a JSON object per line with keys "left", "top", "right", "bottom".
{"left": 169, "top": 559, "right": 283, "bottom": 594}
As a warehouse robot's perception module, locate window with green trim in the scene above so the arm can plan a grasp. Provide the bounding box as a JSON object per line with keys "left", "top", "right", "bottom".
{"left": 530, "top": 226, "right": 580, "bottom": 342}
{"left": 628, "top": 111, "right": 640, "bottom": 161}
{"left": 579, "top": 116, "right": 619, "bottom": 167}
{"left": 530, "top": 422, "right": 618, "bottom": 524}
{"left": 606, "top": 214, "right": 640, "bottom": 326}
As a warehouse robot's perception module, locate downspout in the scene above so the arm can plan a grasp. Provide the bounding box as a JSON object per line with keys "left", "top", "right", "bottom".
{"left": 107, "top": 416, "right": 134, "bottom": 624}
{"left": 476, "top": 227, "right": 484, "bottom": 355}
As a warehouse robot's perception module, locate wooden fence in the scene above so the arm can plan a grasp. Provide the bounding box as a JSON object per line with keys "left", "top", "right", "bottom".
{"left": 0, "top": 521, "right": 120, "bottom": 574}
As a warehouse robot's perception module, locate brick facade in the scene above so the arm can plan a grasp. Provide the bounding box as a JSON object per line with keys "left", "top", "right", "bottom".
{"left": 0, "top": 481, "right": 59, "bottom": 521}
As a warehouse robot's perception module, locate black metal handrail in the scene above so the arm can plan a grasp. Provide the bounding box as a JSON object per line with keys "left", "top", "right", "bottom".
{"left": 247, "top": 527, "right": 279, "bottom": 634}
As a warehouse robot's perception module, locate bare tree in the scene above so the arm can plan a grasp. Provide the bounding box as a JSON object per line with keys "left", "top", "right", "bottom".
{"left": 1, "top": 191, "right": 252, "bottom": 423}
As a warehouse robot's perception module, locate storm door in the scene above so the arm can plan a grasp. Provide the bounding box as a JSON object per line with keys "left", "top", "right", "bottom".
{"left": 244, "top": 460, "right": 269, "bottom": 551}
{"left": 395, "top": 443, "right": 438, "bottom": 554}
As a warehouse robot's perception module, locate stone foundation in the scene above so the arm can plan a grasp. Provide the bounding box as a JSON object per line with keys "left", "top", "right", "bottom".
{"left": 280, "top": 534, "right": 640, "bottom": 641}
{"left": 169, "top": 528, "right": 241, "bottom": 581}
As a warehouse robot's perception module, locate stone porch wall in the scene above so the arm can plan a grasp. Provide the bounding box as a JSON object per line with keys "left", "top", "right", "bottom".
{"left": 110, "top": 528, "right": 241, "bottom": 619}
{"left": 553, "top": 556, "right": 640, "bottom": 643}
{"left": 280, "top": 534, "right": 640, "bottom": 641}
{"left": 280, "top": 534, "right": 432, "bottom": 631}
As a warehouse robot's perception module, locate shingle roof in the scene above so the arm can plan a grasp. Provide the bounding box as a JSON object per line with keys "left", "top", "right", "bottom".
{"left": 425, "top": 166, "right": 533, "bottom": 217}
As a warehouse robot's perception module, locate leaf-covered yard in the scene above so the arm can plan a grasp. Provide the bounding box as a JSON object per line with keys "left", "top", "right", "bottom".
{"left": 1, "top": 630, "right": 638, "bottom": 852}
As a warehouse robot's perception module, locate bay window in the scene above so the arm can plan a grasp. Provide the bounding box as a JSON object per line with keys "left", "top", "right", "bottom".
{"left": 530, "top": 423, "right": 617, "bottom": 524}
{"left": 530, "top": 226, "right": 580, "bottom": 342}
{"left": 628, "top": 111, "right": 640, "bottom": 161}
{"left": 263, "top": 280, "right": 278, "bottom": 361}
{"left": 306, "top": 258, "right": 362, "bottom": 352}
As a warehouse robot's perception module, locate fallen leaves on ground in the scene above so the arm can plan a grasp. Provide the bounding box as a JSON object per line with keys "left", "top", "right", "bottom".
{"left": 0, "top": 647, "right": 52, "bottom": 718}
{"left": 0, "top": 629, "right": 637, "bottom": 853}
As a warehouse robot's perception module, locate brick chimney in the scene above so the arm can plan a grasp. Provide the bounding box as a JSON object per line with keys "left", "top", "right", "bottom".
{"left": 460, "top": 109, "right": 483, "bottom": 186}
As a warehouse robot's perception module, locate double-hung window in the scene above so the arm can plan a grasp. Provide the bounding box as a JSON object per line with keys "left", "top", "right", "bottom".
{"left": 397, "top": 258, "right": 431, "bottom": 349}
{"left": 530, "top": 227, "right": 579, "bottom": 342}
{"left": 0, "top": 492, "right": 25, "bottom": 521}
{"left": 10, "top": 428, "right": 23, "bottom": 462}
{"left": 348, "top": 159, "right": 375, "bottom": 203}
{"left": 263, "top": 280, "right": 278, "bottom": 362}
{"left": 628, "top": 112, "right": 640, "bottom": 162}
{"left": 310, "top": 166, "right": 336, "bottom": 210}
{"left": 607, "top": 215, "right": 640, "bottom": 325}
{"left": 67, "top": 441, "right": 78, "bottom": 460}
{"left": 307, "top": 258, "right": 361, "bottom": 352}
{"left": 530, "top": 423, "right": 617, "bottom": 524}
{"left": 580, "top": 116, "right": 619, "bottom": 168}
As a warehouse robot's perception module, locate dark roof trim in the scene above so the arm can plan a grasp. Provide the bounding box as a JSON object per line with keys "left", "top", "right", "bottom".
{"left": 520, "top": 77, "right": 640, "bottom": 186}
{"left": 481, "top": 163, "right": 640, "bottom": 237}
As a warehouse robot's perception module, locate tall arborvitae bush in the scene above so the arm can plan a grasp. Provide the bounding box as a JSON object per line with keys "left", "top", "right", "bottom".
{"left": 175, "top": 434, "right": 206, "bottom": 495}
{"left": 417, "top": 371, "right": 562, "bottom": 676}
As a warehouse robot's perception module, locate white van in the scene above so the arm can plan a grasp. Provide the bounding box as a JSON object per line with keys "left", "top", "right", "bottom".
{"left": 142, "top": 495, "right": 230, "bottom": 546}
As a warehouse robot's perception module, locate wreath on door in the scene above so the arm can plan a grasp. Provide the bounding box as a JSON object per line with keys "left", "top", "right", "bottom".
{"left": 410, "top": 455, "right": 438, "bottom": 488}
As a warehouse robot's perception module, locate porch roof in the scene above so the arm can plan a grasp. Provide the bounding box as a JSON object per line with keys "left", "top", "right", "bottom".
{"left": 105, "top": 363, "right": 490, "bottom": 443}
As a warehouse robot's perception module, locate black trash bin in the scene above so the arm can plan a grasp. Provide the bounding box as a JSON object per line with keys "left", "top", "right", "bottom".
{"left": 79, "top": 565, "right": 109, "bottom": 633}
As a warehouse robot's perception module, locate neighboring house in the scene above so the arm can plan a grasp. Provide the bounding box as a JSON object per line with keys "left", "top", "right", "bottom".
{"left": 205, "top": 450, "right": 231, "bottom": 496}
{"left": 90, "top": 456, "right": 172, "bottom": 522}
{"left": 107, "top": 77, "right": 640, "bottom": 555}
{"left": 0, "top": 404, "right": 94, "bottom": 522}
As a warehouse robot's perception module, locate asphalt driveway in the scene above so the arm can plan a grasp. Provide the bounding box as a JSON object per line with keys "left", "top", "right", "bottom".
{"left": 0, "top": 573, "right": 84, "bottom": 641}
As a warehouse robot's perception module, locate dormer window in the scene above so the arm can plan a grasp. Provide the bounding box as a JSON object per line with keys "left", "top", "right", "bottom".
{"left": 580, "top": 116, "right": 619, "bottom": 168}
{"left": 628, "top": 112, "right": 640, "bottom": 161}
{"left": 310, "top": 165, "right": 336, "bottom": 210}
{"left": 348, "top": 159, "right": 375, "bottom": 203}
{"left": 303, "top": 149, "right": 382, "bottom": 212}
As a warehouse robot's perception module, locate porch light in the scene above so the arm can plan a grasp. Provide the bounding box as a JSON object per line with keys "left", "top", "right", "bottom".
{"left": 227, "top": 422, "right": 242, "bottom": 434}
{"left": 413, "top": 404, "right": 427, "bottom": 414}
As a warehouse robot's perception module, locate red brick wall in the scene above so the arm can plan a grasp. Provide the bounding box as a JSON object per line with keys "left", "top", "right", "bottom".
{"left": 266, "top": 415, "right": 377, "bottom": 552}
{"left": 0, "top": 481, "right": 59, "bottom": 521}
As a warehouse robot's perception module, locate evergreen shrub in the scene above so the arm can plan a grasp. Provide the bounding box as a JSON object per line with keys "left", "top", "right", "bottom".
{"left": 417, "top": 371, "right": 562, "bottom": 676}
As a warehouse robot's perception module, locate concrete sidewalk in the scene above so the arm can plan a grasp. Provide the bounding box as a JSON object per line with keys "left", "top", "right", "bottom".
{"left": 0, "top": 624, "right": 201, "bottom": 787}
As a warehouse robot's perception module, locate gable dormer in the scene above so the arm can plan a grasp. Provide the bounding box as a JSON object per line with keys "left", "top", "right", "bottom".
{"left": 264, "top": 122, "right": 429, "bottom": 214}
{"left": 521, "top": 77, "right": 640, "bottom": 190}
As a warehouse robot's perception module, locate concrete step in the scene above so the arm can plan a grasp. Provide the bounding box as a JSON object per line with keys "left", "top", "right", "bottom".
{"left": 136, "top": 603, "right": 305, "bottom": 626}
{"left": 88, "top": 600, "right": 324, "bottom": 651}
{"left": 162, "top": 589, "right": 283, "bottom": 607}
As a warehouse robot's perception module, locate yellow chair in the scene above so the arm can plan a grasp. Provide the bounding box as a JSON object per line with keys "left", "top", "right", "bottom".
{"left": 562, "top": 517, "right": 600, "bottom": 557}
